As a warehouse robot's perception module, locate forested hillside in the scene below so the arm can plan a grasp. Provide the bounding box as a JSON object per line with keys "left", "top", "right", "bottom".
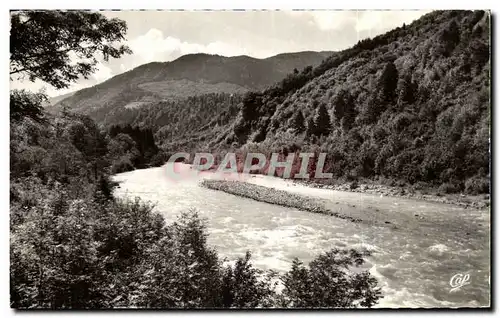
{"left": 215, "top": 10, "right": 490, "bottom": 194}
{"left": 101, "top": 93, "right": 241, "bottom": 155}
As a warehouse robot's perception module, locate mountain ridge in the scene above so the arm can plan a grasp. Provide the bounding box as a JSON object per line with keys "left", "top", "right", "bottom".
{"left": 52, "top": 50, "right": 333, "bottom": 119}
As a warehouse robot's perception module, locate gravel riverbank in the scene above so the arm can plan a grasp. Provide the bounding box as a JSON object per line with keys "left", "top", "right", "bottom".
{"left": 297, "top": 181, "right": 490, "bottom": 210}
{"left": 200, "top": 179, "right": 363, "bottom": 223}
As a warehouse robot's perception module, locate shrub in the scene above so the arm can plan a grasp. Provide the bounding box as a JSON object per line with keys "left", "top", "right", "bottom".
{"left": 412, "top": 181, "right": 430, "bottom": 191}
{"left": 350, "top": 180, "right": 359, "bottom": 190}
{"left": 150, "top": 151, "right": 168, "bottom": 167}
{"left": 465, "top": 176, "right": 490, "bottom": 195}
{"left": 220, "top": 251, "right": 278, "bottom": 308}
{"left": 111, "top": 156, "right": 134, "bottom": 174}
{"left": 11, "top": 188, "right": 383, "bottom": 309}
{"left": 437, "top": 182, "right": 462, "bottom": 194}
{"left": 280, "top": 249, "right": 382, "bottom": 308}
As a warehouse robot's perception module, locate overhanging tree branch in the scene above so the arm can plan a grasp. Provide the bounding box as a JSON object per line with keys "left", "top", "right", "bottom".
{"left": 10, "top": 10, "right": 131, "bottom": 89}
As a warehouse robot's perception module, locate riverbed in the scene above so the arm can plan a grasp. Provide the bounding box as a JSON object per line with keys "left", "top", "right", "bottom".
{"left": 112, "top": 163, "right": 490, "bottom": 308}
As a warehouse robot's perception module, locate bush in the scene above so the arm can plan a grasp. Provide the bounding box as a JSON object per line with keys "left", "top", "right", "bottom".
{"left": 11, "top": 195, "right": 383, "bottom": 309}
{"left": 438, "top": 182, "right": 462, "bottom": 194}
{"left": 412, "top": 181, "right": 430, "bottom": 191}
{"left": 111, "top": 156, "right": 134, "bottom": 174}
{"left": 10, "top": 189, "right": 166, "bottom": 309}
{"left": 280, "top": 249, "right": 382, "bottom": 308}
{"left": 150, "top": 151, "right": 168, "bottom": 167}
{"left": 349, "top": 180, "right": 359, "bottom": 190}
{"left": 465, "top": 176, "right": 490, "bottom": 195}
{"left": 220, "top": 251, "right": 278, "bottom": 308}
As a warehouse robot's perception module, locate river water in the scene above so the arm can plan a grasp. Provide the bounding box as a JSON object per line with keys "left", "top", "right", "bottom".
{"left": 112, "top": 163, "right": 490, "bottom": 308}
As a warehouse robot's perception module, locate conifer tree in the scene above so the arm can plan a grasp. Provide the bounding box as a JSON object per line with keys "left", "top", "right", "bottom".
{"left": 306, "top": 116, "right": 316, "bottom": 137}
{"left": 378, "top": 62, "right": 399, "bottom": 104}
{"left": 292, "top": 111, "right": 305, "bottom": 134}
{"left": 314, "top": 104, "right": 332, "bottom": 136}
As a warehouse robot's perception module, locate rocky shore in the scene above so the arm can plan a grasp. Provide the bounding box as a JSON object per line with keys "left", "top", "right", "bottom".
{"left": 297, "top": 181, "right": 490, "bottom": 210}
{"left": 200, "top": 179, "right": 363, "bottom": 223}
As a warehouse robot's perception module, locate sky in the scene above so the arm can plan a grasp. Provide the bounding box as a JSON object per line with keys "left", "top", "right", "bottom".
{"left": 10, "top": 10, "right": 431, "bottom": 97}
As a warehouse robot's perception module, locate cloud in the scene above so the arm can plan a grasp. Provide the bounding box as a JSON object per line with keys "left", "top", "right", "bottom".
{"left": 309, "top": 11, "right": 356, "bottom": 31}
{"left": 10, "top": 62, "right": 113, "bottom": 97}
{"left": 91, "top": 62, "right": 113, "bottom": 83}
{"left": 10, "top": 77, "right": 93, "bottom": 98}
{"left": 126, "top": 28, "right": 254, "bottom": 70}
{"left": 11, "top": 29, "right": 255, "bottom": 96}
{"left": 355, "top": 10, "right": 431, "bottom": 32}
{"left": 286, "top": 10, "right": 429, "bottom": 33}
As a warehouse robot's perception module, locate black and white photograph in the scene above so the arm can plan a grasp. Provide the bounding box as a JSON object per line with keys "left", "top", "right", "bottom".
{"left": 8, "top": 5, "right": 492, "bottom": 310}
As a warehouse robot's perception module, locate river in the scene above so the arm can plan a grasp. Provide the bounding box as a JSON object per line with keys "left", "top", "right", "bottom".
{"left": 112, "top": 163, "right": 490, "bottom": 308}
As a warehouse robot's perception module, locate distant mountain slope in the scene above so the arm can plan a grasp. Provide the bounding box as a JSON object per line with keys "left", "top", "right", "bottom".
{"left": 53, "top": 51, "right": 332, "bottom": 121}
{"left": 43, "top": 91, "right": 75, "bottom": 107}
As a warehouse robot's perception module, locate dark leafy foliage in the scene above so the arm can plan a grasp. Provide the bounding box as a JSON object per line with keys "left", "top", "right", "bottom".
{"left": 96, "top": 93, "right": 242, "bottom": 156}
{"left": 280, "top": 250, "right": 381, "bottom": 308}
{"left": 378, "top": 62, "right": 399, "bottom": 105}
{"left": 333, "top": 89, "right": 357, "bottom": 130}
{"left": 10, "top": 89, "right": 47, "bottom": 123}
{"left": 10, "top": 111, "right": 109, "bottom": 185}
{"left": 314, "top": 104, "right": 332, "bottom": 137}
{"left": 292, "top": 111, "right": 305, "bottom": 134}
{"left": 10, "top": 10, "right": 131, "bottom": 89}
{"left": 109, "top": 125, "right": 159, "bottom": 169}
{"left": 11, "top": 192, "right": 381, "bottom": 309}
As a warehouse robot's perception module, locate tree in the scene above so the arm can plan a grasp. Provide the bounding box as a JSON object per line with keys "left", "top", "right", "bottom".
{"left": 302, "top": 65, "right": 313, "bottom": 75}
{"left": 220, "top": 251, "right": 277, "bottom": 308}
{"left": 280, "top": 249, "right": 382, "bottom": 308}
{"left": 314, "top": 104, "right": 332, "bottom": 136}
{"left": 10, "top": 89, "right": 46, "bottom": 123}
{"left": 439, "top": 20, "right": 460, "bottom": 56}
{"left": 292, "top": 111, "right": 305, "bottom": 134}
{"left": 10, "top": 10, "right": 131, "bottom": 89}
{"left": 241, "top": 92, "right": 262, "bottom": 122}
{"left": 333, "top": 89, "right": 356, "bottom": 130}
{"left": 396, "top": 74, "right": 417, "bottom": 107}
{"left": 306, "top": 116, "right": 316, "bottom": 137}
{"left": 107, "top": 125, "right": 159, "bottom": 168}
{"left": 378, "top": 62, "right": 398, "bottom": 104}
{"left": 108, "top": 133, "right": 138, "bottom": 158}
